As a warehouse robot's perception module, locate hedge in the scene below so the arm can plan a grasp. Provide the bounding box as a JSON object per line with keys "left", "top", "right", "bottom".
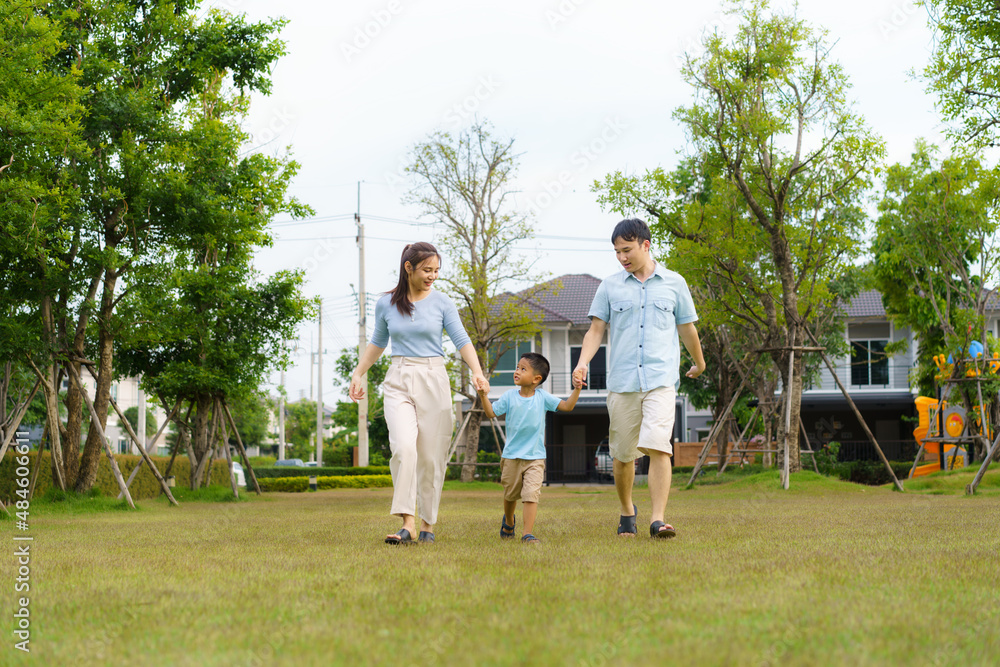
{"left": 257, "top": 475, "right": 393, "bottom": 492}
{"left": 0, "top": 451, "right": 231, "bottom": 502}
{"left": 254, "top": 465, "right": 390, "bottom": 479}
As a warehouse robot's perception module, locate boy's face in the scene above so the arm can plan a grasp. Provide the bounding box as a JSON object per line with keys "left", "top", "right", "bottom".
{"left": 512, "top": 359, "right": 542, "bottom": 387}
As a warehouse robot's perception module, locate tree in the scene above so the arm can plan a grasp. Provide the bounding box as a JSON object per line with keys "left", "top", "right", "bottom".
{"left": 404, "top": 121, "right": 550, "bottom": 481}
{"left": 922, "top": 0, "right": 1000, "bottom": 146}
{"left": 227, "top": 391, "right": 276, "bottom": 452}
{"left": 330, "top": 347, "right": 390, "bottom": 461}
{"left": 283, "top": 399, "right": 318, "bottom": 459}
{"left": 872, "top": 141, "right": 1000, "bottom": 461}
{"left": 122, "top": 406, "right": 158, "bottom": 440}
{"left": 596, "top": 0, "right": 883, "bottom": 472}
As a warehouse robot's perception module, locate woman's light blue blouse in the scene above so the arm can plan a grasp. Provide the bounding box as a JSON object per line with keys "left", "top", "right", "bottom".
{"left": 370, "top": 291, "right": 472, "bottom": 357}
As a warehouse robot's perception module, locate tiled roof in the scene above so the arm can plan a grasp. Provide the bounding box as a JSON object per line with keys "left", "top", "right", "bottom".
{"left": 521, "top": 274, "right": 603, "bottom": 326}
{"left": 844, "top": 289, "right": 885, "bottom": 318}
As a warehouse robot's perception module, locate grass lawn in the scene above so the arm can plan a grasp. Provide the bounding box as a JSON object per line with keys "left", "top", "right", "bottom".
{"left": 3, "top": 469, "right": 999, "bottom": 666}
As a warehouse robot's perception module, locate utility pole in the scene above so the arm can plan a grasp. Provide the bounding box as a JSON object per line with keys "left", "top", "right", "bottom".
{"left": 278, "top": 362, "right": 286, "bottom": 461}
{"left": 357, "top": 181, "right": 369, "bottom": 467}
{"left": 316, "top": 299, "right": 323, "bottom": 467}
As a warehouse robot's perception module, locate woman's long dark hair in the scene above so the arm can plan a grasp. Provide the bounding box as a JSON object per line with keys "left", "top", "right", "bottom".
{"left": 388, "top": 242, "right": 440, "bottom": 316}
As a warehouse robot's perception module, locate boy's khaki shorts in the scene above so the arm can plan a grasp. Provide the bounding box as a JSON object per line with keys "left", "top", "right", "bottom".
{"left": 607, "top": 386, "right": 677, "bottom": 462}
{"left": 500, "top": 458, "right": 545, "bottom": 503}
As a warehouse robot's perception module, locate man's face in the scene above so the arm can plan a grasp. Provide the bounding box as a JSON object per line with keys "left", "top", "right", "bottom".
{"left": 613, "top": 237, "right": 651, "bottom": 273}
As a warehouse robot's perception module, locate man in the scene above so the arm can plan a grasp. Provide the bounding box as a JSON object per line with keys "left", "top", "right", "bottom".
{"left": 573, "top": 218, "right": 706, "bottom": 538}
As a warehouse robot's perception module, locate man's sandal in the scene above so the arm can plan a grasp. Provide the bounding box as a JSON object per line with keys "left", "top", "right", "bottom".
{"left": 617, "top": 504, "right": 638, "bottom": 537}
{"left": 385, "top": 528, "right": 414, "bottom": 545}
{"left": 521, "top": 533, "right": 540, "bottom": 544}
{"left": 500, "top": 514, "right": 516, "bottom": 539}
{"left": 418, "top": 531, "right": 435, "bottom": 544}
{"left": 649, "top": 521, "right": 677, "bottom": 539}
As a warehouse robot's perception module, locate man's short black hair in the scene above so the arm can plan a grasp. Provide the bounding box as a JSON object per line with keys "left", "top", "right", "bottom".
{"left": 520, "top": 352, "right": 550, "bottom": 384}
{"left": 611, "top": 218, "right": 652, "bottom": 245}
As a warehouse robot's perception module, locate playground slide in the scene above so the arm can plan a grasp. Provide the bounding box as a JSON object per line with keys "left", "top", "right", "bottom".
{"left": 911, "top": 423, "right": 940, "bottom": 477}
{"left": 912, "top": 396, "right": 964, "bottom": 477}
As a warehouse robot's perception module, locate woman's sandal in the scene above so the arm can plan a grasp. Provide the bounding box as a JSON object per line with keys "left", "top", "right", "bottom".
{"left": 385, "top": 528, "right": 414, "bottom": 545}
{"left": 500, "top": 514, "right": 516, "bottom": 539}
{"left": 649, "top": 521, "right": 677, "bottom": 539}
{"left": 617, "top": 504, "right": 638, "bottom": 537}
{"left": 521, "top": 533, "right": 540, "bottom": 544}
{"left": 418, "top": 531, "right": 435, "bottom": 544}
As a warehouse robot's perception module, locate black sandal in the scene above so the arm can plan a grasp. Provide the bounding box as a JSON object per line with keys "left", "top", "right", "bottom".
{"left": 649, "top": 521, "right": 676, "bottom": 539}
{"left": 418, "top": 531, "right": 435, "bottom": 544}
{"left": 617, "top": 504, "right": 638, "bottom": 536}
{"left": 500, "top": 514, "right": 516, "bottom": 539}
{"left": 521, "top": 533, "right": 540, "bottom": 544}
{"left": 385, "top": 528, "right": 414, "bottom": 545}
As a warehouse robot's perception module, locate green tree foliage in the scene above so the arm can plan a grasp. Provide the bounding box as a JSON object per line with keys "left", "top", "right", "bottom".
{"left": 329, "top": 347, "right": 391, "bottom": 461}
{"left": 872, "top": 141, "right": 1000, "bottom": 460}
{"left": 405, "top": 121, "right": 549, "bottom": 480}
{"left": 596, "top": 0, "right": 882, "bottom": 472}
{"left": 283, "top": 399, "right": 318, "bottom": 459}
{"left": 226, "top": 390, "right": 275, "bottom": 451}
{"left": 922, "top": 0, "right": 1000, "bottom": 146}
{"left": 122, "top": 406, "right": 158, "bottom": 439}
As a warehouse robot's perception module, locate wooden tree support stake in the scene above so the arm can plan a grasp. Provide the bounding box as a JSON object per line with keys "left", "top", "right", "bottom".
{"left": 64, "top": 362, "right": 135, "bottom": 508}
{"left": 806, "top": 330, "right": 904, "bottom": 492}
{"left": 119, "top": 398, "right": 181, "bottom": 492}
{"left": 222, "top": 400, "right": 262, "bottom": 495}
{"left": 0, "top": 377, "right": 41, "bottom": 461}
{"left": 103, "top": 390, "right": 179, "bottom": 506}
{"left": 218, "top": 405, "right": 239, "bottom": 499}
{"left": 966, "top": 429, "right": 1000, "bottom": 495}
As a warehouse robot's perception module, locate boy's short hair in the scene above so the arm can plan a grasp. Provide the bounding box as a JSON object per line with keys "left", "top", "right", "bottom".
{"left": 611, "top": 218, "right": 652, "bottom": 245}
{"left": 520, "top": 352, "right": 550, "bottom": 384}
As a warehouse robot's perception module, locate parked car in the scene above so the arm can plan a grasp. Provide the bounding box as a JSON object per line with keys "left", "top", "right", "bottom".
{"left": 305, "top": 461, "right": 318, "bottom": 467}
{"left": 274, "top": 458, "right": 306, "bottom": 467}
{"left": 594, "top": 439, "right": 641, "bottom": 481}
{"left": 231, "top": 461, "right": 247, "bottom": 488}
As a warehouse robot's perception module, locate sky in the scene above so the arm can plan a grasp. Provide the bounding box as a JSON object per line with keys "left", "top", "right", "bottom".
{"left": 214, "top": 0, "right": 945, "bottom": 403}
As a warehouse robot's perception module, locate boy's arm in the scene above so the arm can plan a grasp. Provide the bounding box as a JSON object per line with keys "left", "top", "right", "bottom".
{"left": 478, "top": 388, "right": 497, "bottom": 420}
{"left": 557, "top": 376, "right": 584, "bottom": 412}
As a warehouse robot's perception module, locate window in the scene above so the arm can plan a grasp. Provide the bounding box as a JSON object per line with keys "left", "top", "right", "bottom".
{"left": 489, "top": 341, "right": 533, "bottom": 386}
{"left": 571, "top": 346, "right": 607, "bottom": 390}
{"left": 118, "top": 437, "right": 129, "bottom": 454}
{"left": 851, "top": 340, "right": 888, "bottom": 386}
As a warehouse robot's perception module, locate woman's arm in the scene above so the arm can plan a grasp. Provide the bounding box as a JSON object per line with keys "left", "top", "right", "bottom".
{"left": 458, "top": 343, "right": 490, "bottom": 393}
{"left": 349, "top": 343, "right": 386, "bottom": 401}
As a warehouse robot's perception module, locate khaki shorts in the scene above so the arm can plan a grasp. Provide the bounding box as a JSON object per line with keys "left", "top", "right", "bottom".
{"left": 607, "top": 386, "right": 676, "bottom": 462}
{"left": 500, "top": 458, "right": 545, "bottom": 503}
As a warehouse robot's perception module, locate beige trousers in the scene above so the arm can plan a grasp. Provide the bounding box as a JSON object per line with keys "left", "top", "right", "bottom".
{"left": 382, "top": 356, "right": 454, "bottom": 525}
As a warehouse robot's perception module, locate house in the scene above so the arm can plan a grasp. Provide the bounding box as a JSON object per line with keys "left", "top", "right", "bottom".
{"left": 474, "top": 277, "right": 932, "bottom": 481}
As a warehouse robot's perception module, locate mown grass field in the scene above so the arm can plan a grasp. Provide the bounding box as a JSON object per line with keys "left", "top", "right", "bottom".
{"left": 2, "top": 468, "right": 999, "bottom": 666}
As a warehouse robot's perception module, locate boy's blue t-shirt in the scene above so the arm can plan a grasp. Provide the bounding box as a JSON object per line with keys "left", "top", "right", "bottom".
{"left": 491, "top": 388, "right": 561, "bottom": 460}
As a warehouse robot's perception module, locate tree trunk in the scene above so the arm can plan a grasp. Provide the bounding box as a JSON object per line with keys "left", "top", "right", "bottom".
{"left": 40, "top": 362, "right": 67, "bottom": 491}
{"left": 461, "top": 403, "right": 484, "bottom": 483}
{"left": 774, "top": 349, "right": 803, "bottom": 474}
{"left": 75, "top": 270, "right": 118, "bottom": 492}
{"left": 189, "top": 394, "right": 213, "bottom": 489}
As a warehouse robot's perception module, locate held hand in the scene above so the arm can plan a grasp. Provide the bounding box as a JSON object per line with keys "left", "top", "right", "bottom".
{"left": 348, "top": 374, "right": 366, "bottom": 402}
{"left": 572, "top": 373, "right": 586, "bottom": 389}
{"left": 685, "top": 363, "right": 706, "bottom": 379}
{"left": 473, "top": 374, "right": 490, "bottom": 395}
{"left": 572, "top": 365, "right": 587, "bottom": 387}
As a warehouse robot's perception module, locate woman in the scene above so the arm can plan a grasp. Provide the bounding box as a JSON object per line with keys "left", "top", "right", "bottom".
{"left": 350, "top": 242, "right": 489, "bottom": 545}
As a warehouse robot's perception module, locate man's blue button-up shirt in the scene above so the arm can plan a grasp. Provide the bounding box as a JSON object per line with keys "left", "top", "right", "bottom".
{"left": 587, "top": 264, "right": 698, "bottom": 393}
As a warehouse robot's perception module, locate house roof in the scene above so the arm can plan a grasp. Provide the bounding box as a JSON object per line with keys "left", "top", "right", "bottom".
{"left": 521, "top": 274, "right": 603, "bottom": 326}
{"left": 843, "top": 289, "right": 885, "bottom": 318}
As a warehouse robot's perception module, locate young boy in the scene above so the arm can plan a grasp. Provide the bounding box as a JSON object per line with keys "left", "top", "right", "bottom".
{"left": 479, "top": 352, "right": 583, "bottom": 544}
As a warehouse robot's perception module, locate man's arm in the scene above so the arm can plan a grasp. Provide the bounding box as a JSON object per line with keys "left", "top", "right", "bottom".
{"left": 572, "top": 317, "right": 607, "bottom": 386}
{"left": 678, "top": 322, "right": 706, "bottom": 379}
